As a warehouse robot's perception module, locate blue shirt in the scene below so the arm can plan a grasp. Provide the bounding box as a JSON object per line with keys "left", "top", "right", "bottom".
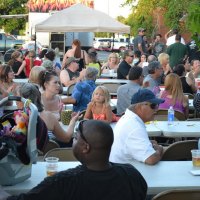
{"left": 72, "top": 80, "right": 96, "bottom": 112}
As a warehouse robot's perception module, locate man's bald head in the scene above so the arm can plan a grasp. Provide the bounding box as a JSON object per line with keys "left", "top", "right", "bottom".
{"left": 73, "top": 120, "right": 114, "bottom": 166}
{"left": 83, "top": 120, "right": 113, "bottom": 150}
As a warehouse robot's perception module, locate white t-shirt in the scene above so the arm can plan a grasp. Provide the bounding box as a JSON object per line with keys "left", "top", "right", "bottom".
{"left": 23, "top": 41, "right": 42, "bottom": 55}
{"left": 166, "top": 35, "right": 185, "bottom": 46}
{"left": 109, "top": 109, "right": 155, "bottom": 163}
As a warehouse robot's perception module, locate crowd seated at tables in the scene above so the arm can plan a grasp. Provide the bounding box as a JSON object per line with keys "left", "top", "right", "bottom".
{"left": 1, "top": 32, "right": 200, "bottom": 200}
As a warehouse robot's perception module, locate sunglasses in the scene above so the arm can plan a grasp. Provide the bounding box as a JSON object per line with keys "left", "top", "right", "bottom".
{"left": 74, "top": 120, "right": 88, "bottom": 143}
{"left": 128, "top": 55, "right": 134, "bottom": 58}
{"left": 144, "top": 102, "right": 158, "bottom": 110}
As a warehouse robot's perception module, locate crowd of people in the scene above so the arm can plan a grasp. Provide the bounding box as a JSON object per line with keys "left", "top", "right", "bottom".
{"left": 0, "top": 30, "right": 200, "bottom": 199}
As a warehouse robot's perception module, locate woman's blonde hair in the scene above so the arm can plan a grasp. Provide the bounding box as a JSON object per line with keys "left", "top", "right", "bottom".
{"left": 29, "top": 66, "right": 46, "bottom": 85}
{"left": 92, "top": 86, "right": 111, "bottom": 106}
{"left": 158, "top": 53, "right": 169, "bottom": 65}
{"left": 164, "top": 73, "right": 185, "bottom": 105}
{"left": 108, "top": 52, "right": 119, "bottom": 64}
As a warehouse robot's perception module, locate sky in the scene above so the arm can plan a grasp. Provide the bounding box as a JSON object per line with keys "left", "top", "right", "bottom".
{"left": 94, "top": 0, "right": 132, "bottom": 18}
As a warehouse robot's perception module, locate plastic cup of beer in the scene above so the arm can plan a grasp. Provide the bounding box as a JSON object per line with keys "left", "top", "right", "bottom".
{"left": 61, "top": 110, "right": 72, "bottom": 125}
{"left": 191, "top": 150, "right": 200, "bottom": 167}
{"left": 45, "top": 157, "right": 59, "bottom": 176}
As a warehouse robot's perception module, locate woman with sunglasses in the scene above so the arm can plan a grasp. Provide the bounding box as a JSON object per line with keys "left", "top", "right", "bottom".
{"left": 101, "top": 52, "right": 119, "bottom": 73}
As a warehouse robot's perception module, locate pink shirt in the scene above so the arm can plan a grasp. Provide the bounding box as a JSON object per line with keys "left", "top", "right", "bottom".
{"left": 159, "top": 91, "right": 185, "bottom": 114}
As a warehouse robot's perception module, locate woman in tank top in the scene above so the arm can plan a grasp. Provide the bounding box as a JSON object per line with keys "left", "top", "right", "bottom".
{"left": 39, "top": 70, "right": 63, "bottom": 120}
{"left": 62, "top": 39, "right": 89, "bottom": 71}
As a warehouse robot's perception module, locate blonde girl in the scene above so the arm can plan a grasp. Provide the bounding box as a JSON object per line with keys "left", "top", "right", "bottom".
{"left": 84, "top": 86, "right": 118, "bottom": 123}
{"left": 159, "top": 73, "right": 189, "bottom": 118}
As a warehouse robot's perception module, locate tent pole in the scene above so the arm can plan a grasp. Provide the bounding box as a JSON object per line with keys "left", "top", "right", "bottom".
{"left": 35, "top": 32, "right": 37, "bottom": 53}
{"left": 112, "top": 33, "right": 114, "bottom": 52}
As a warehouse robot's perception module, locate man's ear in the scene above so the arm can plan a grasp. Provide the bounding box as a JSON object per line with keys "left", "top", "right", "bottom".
{"left": 82, "top": 143, "right": 90, "bottom": 154}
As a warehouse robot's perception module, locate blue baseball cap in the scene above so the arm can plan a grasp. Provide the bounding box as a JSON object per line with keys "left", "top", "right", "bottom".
{"left": 131, "top": 89, "right": 165, "bottom": 104}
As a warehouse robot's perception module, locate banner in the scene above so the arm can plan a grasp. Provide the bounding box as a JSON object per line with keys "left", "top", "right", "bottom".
{"left": 27, "top": 0, "right": 94, "bottom": 13}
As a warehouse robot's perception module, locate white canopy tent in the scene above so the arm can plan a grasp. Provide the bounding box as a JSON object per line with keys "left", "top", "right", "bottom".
{"left": 35, "top": 3, "right": 130, "bottom": 34}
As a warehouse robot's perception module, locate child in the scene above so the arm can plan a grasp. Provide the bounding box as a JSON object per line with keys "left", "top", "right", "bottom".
{"left": 84, "top": 86, "right": 119, "bottom": 123}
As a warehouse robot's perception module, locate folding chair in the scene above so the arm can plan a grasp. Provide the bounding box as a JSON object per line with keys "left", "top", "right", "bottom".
{"left": 152, "top": 189, "right": 200, "bottom": 200}
{"left": 42, "top": 140, "right": 60, "bottom": 155}
{"left": 44, "top": 148, "right": 77, "bottom": 161}
{"left": 154, "top": 109, "right": 186, "bottom": 121}
{"left": 66, "top": 83, "right": 75, "bottom": 96}
{"left": 100, "top": 83, "right": 121, "bottom": 97}
{"left": 161, "top": 140, "right": 198, "bottom": 161}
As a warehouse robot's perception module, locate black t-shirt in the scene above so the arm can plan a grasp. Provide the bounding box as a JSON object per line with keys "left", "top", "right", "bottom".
{"left": 12, "top": 61, "right": 26, "bottom": 79}
{"left": 117, "top": 60, "right": 131, "bottom": 79}
{"left": 180, "top": 76, "right": 194, "bottom": 94}
{"left": 8, "top": 163, "right": 147, "bottom": 200}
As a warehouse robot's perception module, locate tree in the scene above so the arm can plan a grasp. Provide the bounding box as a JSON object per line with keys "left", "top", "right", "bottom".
{"left": 186, "top": 2, "right": 200, "bottom": 47}
{"left": 123, "top": 0, "right": 160, "bottom": 37}
{"left": 123, "top": 0, "right": 200, "bottom": 38}
{"left": 0, "top": 0, "right": 28, "bottom": 34}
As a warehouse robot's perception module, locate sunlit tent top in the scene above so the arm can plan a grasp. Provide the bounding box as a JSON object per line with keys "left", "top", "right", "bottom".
{"left": 35, "top": 3, "right": 130, "bottom": 34}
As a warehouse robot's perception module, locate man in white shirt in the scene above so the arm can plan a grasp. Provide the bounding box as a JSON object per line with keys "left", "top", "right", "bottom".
{"left": 110, "top": 89, "right": 164, "bottom": 165}
{"left": 165, "top": 29, "right": 185, "bottom": 46}
{"left": 23, "top": 35, "right": 42, "bottom": 56}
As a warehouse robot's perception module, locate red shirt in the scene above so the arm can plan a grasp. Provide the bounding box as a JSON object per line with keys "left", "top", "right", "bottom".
{"left": 25, "top": 58, "right": 42, "bottom": 77}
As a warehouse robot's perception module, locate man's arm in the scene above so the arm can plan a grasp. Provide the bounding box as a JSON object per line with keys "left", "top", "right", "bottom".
{"left": 145, "top": 144, "right": 163, "bottom": 165}
{"left": 138, "top": 43, "right": 144, "bottom": 54}
{"left": 62, "top": 96, "right": 76, "bottom": 104}
{"left": 164, "top": 30, "right": 172, "bottom": 41}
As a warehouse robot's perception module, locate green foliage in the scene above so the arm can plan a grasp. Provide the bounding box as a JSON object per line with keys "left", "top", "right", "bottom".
{"left": 94, "top": 32, "right": 113, "bottom": 38}
{"left": 124, "top": 0, "right": 159, "bottom": 37}
{"left": 0, "top": 0, "right": 28, "bottom": 34}
{"left": 123, "top": 0, "right": 200, "bottom": 46}
{"left": 95, "top": 16, "right": 126, "bottom": 38}
{"left": 187, "top": 2, "right": 200, "bottom": 33}
{"left": 186, "top": 2, "right": 200, "bottom": 47}
{"left": 158, "top": 0, "right": 191, "bottom": 31}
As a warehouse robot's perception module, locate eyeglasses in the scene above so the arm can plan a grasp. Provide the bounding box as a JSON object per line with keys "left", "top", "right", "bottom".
{"left": 74, "top": 120, "right": 88, "bottom": 143}
{"left": 144, "top": 102, "right": 158, "bottom": 110}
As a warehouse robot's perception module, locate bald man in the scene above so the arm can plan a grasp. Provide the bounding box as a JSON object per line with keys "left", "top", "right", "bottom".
{"left": 2, "top": 120, "right": 147, "bottom": 200}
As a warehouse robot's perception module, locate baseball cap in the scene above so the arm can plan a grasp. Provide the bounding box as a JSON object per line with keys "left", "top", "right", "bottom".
{"left": 66, "top": 57, "right": 79, "bottom": 66}
{"left": 131, "top": 89, "right": 165, "bottom": 104}
{"left": 138, "top": 27, "right": 146, "bottom": 32}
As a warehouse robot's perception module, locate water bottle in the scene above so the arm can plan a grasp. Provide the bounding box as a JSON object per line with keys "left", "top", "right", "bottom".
{"left": 168, "top": 106, "right": 174, "bottom": 125}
